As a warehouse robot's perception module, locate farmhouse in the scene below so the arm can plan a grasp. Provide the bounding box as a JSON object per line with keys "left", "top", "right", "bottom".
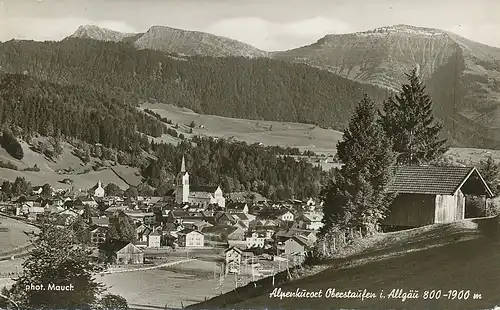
{"left": 99, "top": 240, "right": 144, "bottom": 264}
{"left": 177, "top": 229, "right": 205, "bottom": 247}
{"left": 384, "top": 165, "right": 493, "bottom": 228}
{"left": 224, "top": 246, "right": 243, "bottom": 275}
{"left": 283, "top": 235, "right": 312, "bottom": 256}
{"left": 147, "top": 229, "right": 161, "bottom": 248}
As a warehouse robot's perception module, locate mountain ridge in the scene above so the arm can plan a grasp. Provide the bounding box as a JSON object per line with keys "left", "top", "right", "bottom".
{"left": 69, "top": 24, "right": 270, "bottom": 58}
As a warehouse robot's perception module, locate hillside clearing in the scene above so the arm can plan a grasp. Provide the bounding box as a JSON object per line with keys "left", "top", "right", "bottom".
{"left": 0, "top": 140, "right": 141, "bottom": 189}
{"left": 192, "top": 217, "right": 500, "bottom": 310}
{"left": 139, "top": 103, "right": 343, "bottom": 156}
{"left": 0, "top": 215, "right": 39, "bottom": 255}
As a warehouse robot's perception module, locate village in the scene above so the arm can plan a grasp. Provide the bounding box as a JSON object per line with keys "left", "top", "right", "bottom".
{"left": 0, "top": 156, "right": 324, "bottom": 283}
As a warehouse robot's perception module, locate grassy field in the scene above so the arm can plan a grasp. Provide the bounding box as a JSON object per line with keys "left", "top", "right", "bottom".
{"left": 192, "top": 217, "right": 500, "bottom": 310}
{"left": 0, "top": 140, "right": 141, "bottom": 190}
{"left": 0, "top": 216, "right": 39, "bottom": 255}
{"left": 99, "top": 259, "right": 252, "bottom": 310}
{"left": 139, "top": 103, "right": 343, "bottom": 156}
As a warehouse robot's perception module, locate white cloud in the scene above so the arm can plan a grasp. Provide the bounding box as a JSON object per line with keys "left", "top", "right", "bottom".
{"left": 204, "top": 16, "right": 353, "bottom": 51}
{"left": 0, "top": 17, "right": 137, "bottom": 42}
{"left": 444, "top": 23, "right": 500, "bottom": 47}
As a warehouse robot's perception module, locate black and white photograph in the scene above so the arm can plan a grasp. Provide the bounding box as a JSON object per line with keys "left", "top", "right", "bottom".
{"left": 0, "top": 0, "right": 499, "bottom": 309}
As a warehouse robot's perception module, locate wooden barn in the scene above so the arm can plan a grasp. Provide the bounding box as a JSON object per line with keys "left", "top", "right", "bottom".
{"left": 99, "top": 240, "right": 144, "bottom": 265}
{"left": 384, "top": 165, "right": 493, "bottom": 228}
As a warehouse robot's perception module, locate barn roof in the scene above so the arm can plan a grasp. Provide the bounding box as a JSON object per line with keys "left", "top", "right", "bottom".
{"left": 387, "top": 165, "right": 493, "bottom": 197}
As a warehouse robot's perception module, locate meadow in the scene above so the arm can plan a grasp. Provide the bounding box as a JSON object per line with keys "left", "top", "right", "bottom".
{"left": 0, "top": 216, "right": 39, "bottom": 255}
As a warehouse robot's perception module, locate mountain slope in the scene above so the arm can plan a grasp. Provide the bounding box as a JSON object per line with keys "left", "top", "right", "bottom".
{"left": 133, "top": 25, "right": 269, "bottom": 58}
{"left": 68, "top": 24, "right": 269, "bottom": 58}
{"left": 273, "top": 24, "right": 500, "bottom": 147}
{"left": 190, "top": 217, "right": 500, "bottom": 309}
{"left": 273, "top": 24, "right": 500, "bottom": 94}
{"left": 69, "top": 24, "right": 141, "bottom": 43}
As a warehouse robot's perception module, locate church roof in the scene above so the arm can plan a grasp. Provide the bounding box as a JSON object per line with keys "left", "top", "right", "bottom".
{"left": 190, "top": 186, "right": 219, "bottom": 193}
{"left": 189, "top": 191, "right": 214, "bottom": 199}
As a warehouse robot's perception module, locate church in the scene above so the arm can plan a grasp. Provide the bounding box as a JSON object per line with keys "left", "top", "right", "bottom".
{"left": 175, "top": 156, "right": 226, "bottom": 208}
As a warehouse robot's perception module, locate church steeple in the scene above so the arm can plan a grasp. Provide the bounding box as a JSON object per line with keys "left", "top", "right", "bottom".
{"left": 176, "top": 155, "right": 189, "bottom": 204}
{"left": 181, "top": 156, "right": 186, "bottom": 173}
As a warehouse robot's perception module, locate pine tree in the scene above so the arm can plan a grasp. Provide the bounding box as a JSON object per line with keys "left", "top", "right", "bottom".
{"left": 322, "top": 95, "right": 395, "bottom": 236}
{"left": 478, "top": 155, "right": 500, "bottom": 196}
{"left": 379, "top": 67, "right": 448, "bottom": 165}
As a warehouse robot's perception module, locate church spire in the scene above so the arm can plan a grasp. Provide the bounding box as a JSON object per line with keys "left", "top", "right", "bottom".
{"left": 181, "top": 156, "right": 186, "bottom": 173}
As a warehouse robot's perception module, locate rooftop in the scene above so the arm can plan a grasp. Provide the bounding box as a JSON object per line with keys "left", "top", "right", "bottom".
{"left": 387, "top": 165, "right": 493, "bottom": 197}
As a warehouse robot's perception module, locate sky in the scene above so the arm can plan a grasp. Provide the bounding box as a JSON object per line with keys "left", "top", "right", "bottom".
{"left": 0, "top": 0, "right": 499, "bottom": 51}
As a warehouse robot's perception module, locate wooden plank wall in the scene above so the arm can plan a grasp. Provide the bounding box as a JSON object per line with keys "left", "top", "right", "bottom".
{"left": 384, "top": 194, "right": 435, "bottom": 227}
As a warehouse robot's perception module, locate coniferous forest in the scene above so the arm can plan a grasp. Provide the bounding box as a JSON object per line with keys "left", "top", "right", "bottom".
{"left": 0, "top": 38, "right": 390, "bottom": 130}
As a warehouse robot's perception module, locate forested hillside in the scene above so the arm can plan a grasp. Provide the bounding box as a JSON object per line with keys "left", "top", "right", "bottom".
{"left": 0, "top": 38, "right": 390, "bottom": 131}
{"left": 0, "top": 72, "right": 325, "bottom": 199}
{"left": 0, "top": 73, "right": 163, "bottom": 154}
{"left": 147, "top": 136, "right": 325, "bottom": 200}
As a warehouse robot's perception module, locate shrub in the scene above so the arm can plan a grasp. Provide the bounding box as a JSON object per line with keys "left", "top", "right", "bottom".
{"left": 0, "top": 160, "right": 18, "bottom": 170}
{"left": 0, "top": 128, "right": 24, "bottom": 160}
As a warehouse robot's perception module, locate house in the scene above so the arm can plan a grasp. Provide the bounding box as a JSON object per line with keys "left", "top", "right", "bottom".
{"left": 227, "top": 227, "right": 246, "bottom": 241}
{"left": 56, "top": 209, "right": 79, "bottom": 226}
{"left": 90, "top": 226, "right": 108, "bottom": 246}
{"left": 90, "top": 216, "right": 110, "bottom": 227}
{"left": 231, "top": 213, "right": 252, "bottom": 227}
{"left": 138, "top": 227, "right": 152, "bottom": 242}
{"left": 224, "top": 247, "right": 243, "bottom": 274}
{"left": 184, "top": 220, "right": 213, "bottom": 232}
{"left": 233, "top": 221, "right": 249, "bottom": 231}
{"left": 278, "top": 210, "right": 294, "bottom": 222}
{"left": 76, "top": 196, "right": 98, "bottom": 208}
{"left": 275, "top": 229, "right": 317, "bottom": 245}
{"left": 299, "top": 212, "right": 324, "bottom": 230}
{"left": 283, "top": 235, "right": 312, "bottom": 256}
{"left": 92, "top": 181, "right": 105, "bottom": 198}
{"left": 143, "top": 213, "right": 156, "bottom": 225}
{"left": 228, "top": 203, "right": 249, "bottom": 214}
{"left": 384, "top": 165, "right": 494, "bottom": 228}
{"left": 245, "top": 232, "right": 265, "bottom": 249}
{"left": 104, "top": 206, "right": 129, "bottom": 217}
{"left": 178, "top": 229, "right": 204, "bottom": 247}
{"left": 147, "top": 229, "right": 161, "bottom": 248}
{"left": 99, "top": 241, "right": 144, "bottom": 264}
{"left": 215, "top": 212, "right": 237, "bottom": 226}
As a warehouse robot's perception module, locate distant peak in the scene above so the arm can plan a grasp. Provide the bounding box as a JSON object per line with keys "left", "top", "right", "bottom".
{"left": 70, "top": 24, "right": 138, "bottom": 42}
{"left": 360, "top": 24, "right": 445, "bottom": 36}
{"left": 74, "top": 24, "right": 106, "bottom": 32}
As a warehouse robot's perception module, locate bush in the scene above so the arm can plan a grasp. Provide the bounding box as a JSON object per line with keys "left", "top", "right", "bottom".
{"left": 23, "top": 164, "right": 40, "bottom": 172}
{"left": 0, "top": 128, "right": 24, "bottom": 160}
{"left": 0, "top": 160, "right": 18, "bottom": 170}
{"left": 99, "top": 293, "right": 129, "bottom": 310}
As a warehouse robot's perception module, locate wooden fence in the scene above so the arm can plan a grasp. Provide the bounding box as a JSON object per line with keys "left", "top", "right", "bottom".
{"left": 186, "top": 259, "right": 309, "bottom": 310}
